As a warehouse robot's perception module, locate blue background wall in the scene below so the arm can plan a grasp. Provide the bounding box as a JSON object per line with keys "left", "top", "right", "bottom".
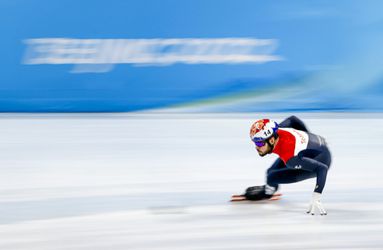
{"left": 1, "top": 0, "right": 383, "bottom": 112}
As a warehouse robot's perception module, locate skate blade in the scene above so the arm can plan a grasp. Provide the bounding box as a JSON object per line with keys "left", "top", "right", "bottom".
{"left": 230, "top": 193, "right": 282, "bottom": 202}
{"left": 268, "top": 193, "right": 282, "bottom": 201}
{"left": 230, "top": 195, "right": 246, "bottom": 202}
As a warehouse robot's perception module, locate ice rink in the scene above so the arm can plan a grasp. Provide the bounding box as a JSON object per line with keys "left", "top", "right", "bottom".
{"left": 0, "top": 113, "right": 382, "bottom": 250}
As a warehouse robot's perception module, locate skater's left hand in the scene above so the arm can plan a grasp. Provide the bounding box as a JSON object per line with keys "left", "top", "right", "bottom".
{"left": 307, "top": 192, "right": 327, "bottom": 215}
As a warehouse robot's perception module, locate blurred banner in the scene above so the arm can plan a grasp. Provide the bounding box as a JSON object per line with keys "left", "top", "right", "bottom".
{"left": 1, "top": 0, "right": 383, "bottom": 112}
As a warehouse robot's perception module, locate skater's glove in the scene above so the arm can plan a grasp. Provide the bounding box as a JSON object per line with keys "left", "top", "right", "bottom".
{"left": 307, "top": 192, "right": 327, "bottom": 215}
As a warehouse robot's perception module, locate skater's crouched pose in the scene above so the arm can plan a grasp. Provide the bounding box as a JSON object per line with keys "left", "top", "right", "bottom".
{"left": 232, "top": 116, "right": 332, "bottom": 215}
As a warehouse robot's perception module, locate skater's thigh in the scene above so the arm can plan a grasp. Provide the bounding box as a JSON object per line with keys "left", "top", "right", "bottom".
{"left": 299, "top": 148, "right": 332, "bottom": 168}
{"left": 268, "top": 168, "right": 316, "bottom": 183}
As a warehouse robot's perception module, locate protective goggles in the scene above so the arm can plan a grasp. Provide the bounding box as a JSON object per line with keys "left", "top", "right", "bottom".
{"left": 252, "top": 138, "right": 266, "bottom": 147}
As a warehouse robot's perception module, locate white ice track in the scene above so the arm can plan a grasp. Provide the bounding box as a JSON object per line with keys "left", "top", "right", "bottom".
{"left": 0, "top": 113, "right": 382, "bottom": 250}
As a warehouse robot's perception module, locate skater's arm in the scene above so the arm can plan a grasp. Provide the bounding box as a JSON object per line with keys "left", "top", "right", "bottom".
{"left": 287, "top": 155, "right": 329, "bottom": 215}
{"left": 279, "top": 115, "right": 309, "bottom": 132}
{"left": 300, "top": 156, "right": 329, "bottom": 194}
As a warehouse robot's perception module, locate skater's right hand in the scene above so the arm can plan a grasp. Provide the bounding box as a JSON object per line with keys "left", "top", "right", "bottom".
{"left": 307, "top": 192, "right": 327, "bottom": 215}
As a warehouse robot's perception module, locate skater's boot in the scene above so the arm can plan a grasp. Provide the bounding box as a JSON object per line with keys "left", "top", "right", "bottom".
{"left": 244, "top": 185, "right": 276, "bottom": 200}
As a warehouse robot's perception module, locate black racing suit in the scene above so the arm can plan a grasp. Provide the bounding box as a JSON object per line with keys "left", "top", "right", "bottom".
{"left": 266, "top": 116, "right": 332, "bottom": 194}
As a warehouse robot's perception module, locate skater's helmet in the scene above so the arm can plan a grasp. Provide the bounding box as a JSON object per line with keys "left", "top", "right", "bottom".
{"left": 250, "top": 119, "right": 279, "bottom": 143}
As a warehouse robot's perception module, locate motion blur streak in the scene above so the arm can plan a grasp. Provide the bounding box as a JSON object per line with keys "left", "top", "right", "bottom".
{"left": 23, "top": 38, "right": 281, "bottom": 70}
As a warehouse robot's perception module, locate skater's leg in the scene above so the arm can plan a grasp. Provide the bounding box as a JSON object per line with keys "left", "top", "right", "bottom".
{"left": 267, "top": 148, "right": 331, "bottom": 193}
{"left": 267, "top": 158, "right": 285, "bottom": 175}
{"left": 266, "top": 158, "right": 286, "bottom": 190}
{"left": 244, "top": 166, "right": 315, "bottom": 201}
{"left": 267, "top": 167, "right": 316, "bottom": 188}
{"left": 286, "top": 148, "right": 331, "bottom": 193}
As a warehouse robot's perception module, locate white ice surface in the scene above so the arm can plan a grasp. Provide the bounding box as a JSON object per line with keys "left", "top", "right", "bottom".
{"left": 0, "top": 113, "right": 382, "bottom": 249}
